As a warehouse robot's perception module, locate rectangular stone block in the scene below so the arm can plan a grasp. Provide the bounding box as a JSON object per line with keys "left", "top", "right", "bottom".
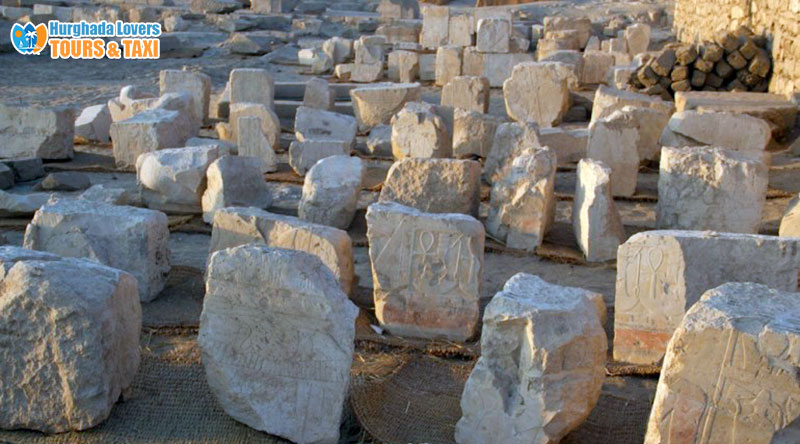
{"left": 0, "top": 104, "right": 74, "bottom": 160}
{"left": 614, "top": 230, "right": 800, "bottom": 365}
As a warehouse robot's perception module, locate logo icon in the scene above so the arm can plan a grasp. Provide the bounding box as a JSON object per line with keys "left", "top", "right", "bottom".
{"left": 10, "top": 22, "right": 48, "bottom": 55}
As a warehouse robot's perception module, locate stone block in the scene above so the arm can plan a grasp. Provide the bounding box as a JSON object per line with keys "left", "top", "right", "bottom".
{"left": 440, "top": 75, "right": 490, "bottom": 113}
{"left": 573, "top": 159, "right": 624, "bottom": 262}
{"left": 591, "top": 85, "right": 675, "bottom": 123}
{"left": 387, "top": 50, "right": 420, "bottom": 83}
{"left": 110, "top": 108, "right": 191, "bottom": 169}
{"left": 380, "top": 158, "right": 481, "bottom": 216}
{"left": 237, "top": 116, "right": 278, "bottom": 173}
{"left": 503, "top": 62, "right": 571, "bottom": 128}
{"left": 74, "top": 104, "right": 112, "bottom": 144}
{"left": 484, "top": 121, "right": 542, "bottom": 183}
{"left": 350, "top": 83, "right": 421, "bottom": 133}
{"left": 539, "top": 127, "right": 588, "bottom": 164}
{"left": 229, "top": 68, "right": 274, "bottom": 110}
{"left": 288, "top": 140, "right": 351, "bottom": 175}
{"left": 0, "top": 104, "right": 74, "bottom": 160}
{"left": 294, "top": 106, "right": 357, "bottom": 149}
{"left": 586, "top": 110, "right": 640, "bottom": 196}
{"left": 452, "top": 108, "right": 502, "bottom": 159}
{"left": 201, "top": 155, "right": 272, "bottom": 223}
{"left": 159, "top": 69, "right": 211, "bottom": 127}
{"left": 659, "top": 110, "right": 772, "bottom": 153}
{"left": 303, "top": 77, "right": 335, "bottom": 111}
{"left": 229, "top": 102, "right": 280, "bottom": 150}
{"left": 299, "top": 155, "right": 363, "bottom": 230}
{"left": 435, "top": 45, "right": 462, "bottom": 87}
{"left": 476, "top": 17, "right": 510, "bottom": 53}
{"left": 581, "top": 50, "right": 615, "bottom": 85}
{"left": 136, "top": 146, "right": 220, "bottom": 213}
{"left": 391, "top": 101, "right": 452, "bottom": 159}
{"left": 420, "top": 5, "right": 449, "bottom": 50}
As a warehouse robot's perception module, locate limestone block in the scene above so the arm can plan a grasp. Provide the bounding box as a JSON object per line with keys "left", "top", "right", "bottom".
{"left": 110, "top": 108, "right": 191, "bottom": 169}
{"left": 201, "top": 155, "right": 272, "bottom": 223}
{"left": 322, "top": 37, "right": 353, "bottom": 65}
{"left": 448, "top": 13, "right": 473, "bottom": 47}
{"left": 354, "top": 35, "right": 386, "bottom": 66}
{"left": 452, "top": 108, "right": 502, "bottom": 158}
{"left": 387, "top": 50, "right": 420, "bottom": 83}
{"left": 229, "top": 102, "right": 280, "bottom": 150}
{"left": 366, "top": 202, "right": 484, "bottom": 341}
{"left": 420, "top": 5, "right": 449, "bottom": 50}
{"left": 294, "top": 106, "right": 357, "bottom": 149}
{"left": 586, "top": 110, "right": 640, "bottom": 197}
{"left": 298, "top": 49, "right": 333, "bottom": 74}
{"left": 573, "top": 159, "right": 624, "bottom": 262}
{"left": 298, "top": 155, "right": 364, "bottom": 230}
{"left": 461, "top": 47, "right": 536, "bottom": 87}
{"left": 476, "top": 18, "right": 510, "bottom": 53}
{"left": 23, "top": 198, "right": 170, "bottom": 302}
{"left": 440, "top": 75, "right": 490, "bottom": 113}
{"left": 0, "top": 247, "right": 140, "bottom": 433}
{"left": 779, "top": 195, "right": 800, "bottom": 237}
{"left": 419, "top": 53, "right": 436, "bottom": 81}
{"left": 435, "top": 46, "right": 462, "bottom": 87}
{"left": 210, "top": 207, "right": 354, "bottom": 294}
{"left": 624, "top": 23, "right": 650, "bottom": 55}
{"left": 645, "top": 282, "right": 800, "bottom": 443}
{"left": 159, "top": 69, "right": 211, "bottom": 127}
{"left": 591, "top": 85, "right": 675, "bottom": 123}
{"left": 303, "top": 77, "right": 335, "bottom": 111}
{"left": 229, "top": 68, "right": 274, "bottom": 110}
{"left": 539, "top": 127, "right": 588, "bottom": 164}
{"left": 380, "top": 158, "right": 481, "bottom": 216}
{"left": 614, "top": 231, "right": 800, "bottom": 365}
{"left": 486, "top": 147, "right": 557, "bottom": 251}
{"left": 659, "top": 110, "right": 772, "bottom": 153}
{"left": 581, "top": 50, "right": 615, "bottom": 85}
{"left": 484, "top": 121, "right": 542, "bottom": 184}
{"left": 237, "top": 116, "right": 278, "bottom": 173}
{"left": 288, "top": 140, "right": 351, "bottom": 175}
{"left": 0, "top": 104, "right": 74, "bottom": 160}
{"left": 74, "top": 104, "right": 112, "bottom": 144}
{"left": 0, "top": 190, "right": 51, "bottom": 217}
{"left": 350, "top": 83, "right": 422, "bottom": 133}
{"left": 136, "top": 145, "right": 220, "bottom": 213}
{"left": 456, "top": 273, "right": 606, "bottom": 444}
{"left": 349, "top": 62, "right": 383, "bottom": 83}
{"left": 543, "top": 16, "right": 592, "bottom": 48}
{"left": 391, "top": 101, "right": 452, "bottom": 159}
{"left": 657, "top": 146, "right": 767, "bottom": 233}
{"left": 366, "top": 124, "right": 392, "bottom": 157}
{"left": 377, "top": 0, "right": 417, "bottom": 21}
{"left": 503, "top": 62, "right": 571, "bottom": 127}
{"left": 620, "top": 105, "right": 671, "bottom": 161}
{"left": 199, "top": 245, "right": 357, "bottom": 444}
{"left": 79, "top": 184, "right": 133, "bottom": 206}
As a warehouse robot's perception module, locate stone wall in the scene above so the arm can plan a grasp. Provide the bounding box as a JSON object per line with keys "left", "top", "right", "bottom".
{"left": 674, "top": 0, "right": 800, "bottom": 96}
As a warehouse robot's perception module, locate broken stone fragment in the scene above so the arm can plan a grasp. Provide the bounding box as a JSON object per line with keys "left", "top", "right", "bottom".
{"left": 659, "top": 110, "right": 771, "bottom": 153}
{"left": 476, "top": 17, "right": 511, "bottom": 53}
{"left": 484, "top": 121, "right": 542, "bottom": 184}
{"left": 288, "top": 140, "right": 351, "bottom": 176}
{"left": 452, "top": 108, "right": 502, "bottom": 159}
{"left": 387, "top": 50, "right": 420, "bottom": 83}
{"left": 302, "top": 77, "right": 335, "bottom": 111}
{"left": 228, "top": 68, "right": 275, "bottom": 110}
{"left": 294, "top": 106, "right": 357, "bottom": 149}
{"left": 486, "top": 146, "right": 557, "bottom": 251}
{"left": 657, "top": 146, "right": 767, "bottom": 234}
{"left": 200, "top": 245, "right": 357, "bottom": 444}
{"left": 503, "top": 62, "right": 571, "bottom": 128}
{"left": 74, "top": 103, "right": 112, "bottom": 144}
{"left": 390, "top": 101, "right": 452, "bottom": 160}
{"left": 456, "top": 273, "right": 606, "bottom": 444}
{"left": 0, "top": 103, "right": 75, "bottom": 160}
{"left": 136, "top": 145, "right": 221, "bottom": 214}
{"left": 201, "top": 155, "right": 272, "bottom": 223}
{"left": 350, "top": 82, "right": 421, "bottom": 133}
{"left": 572, "top": 158, "right": 625, "bottom": 262}
{"left": 586, "top": 109, "right": 640, "bottom": 197}
{"left": 613, "top": 231, "right": 800, "bottom": 365}
{"left": 159, "top": 69, "right": 211, "bottom": 128}
{"left": 0, "top": 246, "right": 141, "bottom": 433}
{"left": 440, "top": 75, "right": 490, "bottom": 113}
{"left": 380, "top": 158, "right": 481, "bottom": 216}
{"left": 2, "top": 157, "right": 45, "bottom": 182}
{"left": 366, "top": 201, "right": 484, "bottom": 341}
{"left": 24, "top": 198, "right": 170, "bottom": 302}
{"left": 34, "top": 172, "right": 91, "bottom": 192}
{"left": 644, "top": 282, "right": 800, "bottom": 444}
{"left": 236, "top": 116, "right": 278, "bottom": 174}
{"left": 209, "top": 207, "right": 355, "bottom": 294}
{"left": 110, "top": 108, "right": 192, "bottom": 169}
{"left": 299, "top": 155, "right": 364, "bottom": 230}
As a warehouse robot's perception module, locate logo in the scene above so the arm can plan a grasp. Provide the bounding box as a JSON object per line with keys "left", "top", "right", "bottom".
{"left": 10, "top": 22, "right": 48, "bottom": 55}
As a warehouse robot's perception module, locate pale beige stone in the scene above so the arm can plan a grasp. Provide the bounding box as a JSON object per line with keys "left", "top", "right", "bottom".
{"left": 201, "top": 155, "right": 272, "bottom": 223}
{"left": 229, "top": 102, "right": 280, "bottom": 151}
{"left": 435, "top": 45, "right": 462, "bottom": 87}
{"left": 229, "top": 68, "right": 274, "bottom": 110}
{"left": 456, "top": 273, "right": 606, "bottom": 444}
{"left": 779, "top": 195, "right": 800, "bottom": 237}
{"left": 420, "top": 5, "right": 449, "bottom": 49}
{"left": 452, "top": 108, "right": 502, "bottom": 159}
{"left": 350, "top": 83, "right": 422, "bottom": 133}
{"left": 366, "top": 202, "right": 484, "bottom": 341}
{"left": 159, "top": 69, "right": 211, "bottom": 127}
{"left": 237, "top": 116, "right": 278, "bottom": 173}
{"left": 614, "top": 231, "right": 800, "bottom": 365}
{"left": 440, "top": 75, "right": 490, "bottom": 113}
{"left": 391, "top": 101, "right": 452, "bottom": 159}
{"left": 503, "top": 62, "right": 571, "bottom": 127}
{"left": 586, "top": 110, "right": 640, "bottom": 197}
{"left": 387, "top": 50, "right": 420, "bottom": 83}
{"left": 539, "top": 127, "right": 588, "bottom": 164}
{"left": 476, "top": 17, "right": 510, "bottom": 53}
{"left": 484, "top": 121, "right": 542, "bottom": 184}
{"left": 299, "top": 155, "right": 364, "bottom": 230}
{"left": 573, "top": 159, "right": 624, "bottom": 262}
{"left": 591, "top": 85, "right": 675, "bottom": 123}
{"left": 380, "top": 158, "right": 481, "bottom": 216}
{"left": 659, "top": 110, "right": 772, "bottom": 153}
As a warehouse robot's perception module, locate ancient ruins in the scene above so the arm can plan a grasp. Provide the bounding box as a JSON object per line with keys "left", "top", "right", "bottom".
{"left": 1, "top": 0, "right": 800, "bottom": 441}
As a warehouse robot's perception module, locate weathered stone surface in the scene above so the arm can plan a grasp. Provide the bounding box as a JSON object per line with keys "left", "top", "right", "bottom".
{"left": 380, "top": 158, "right": 481, "bottom": 216}
{"left": 591, "top": 85, "right": 675, "bottom": 123}
{"left": 0, "top": 164, "right": 13, "bottom": 190}
{"left": 573, "top": 159, "right": 624, "bottom": 262}
{"left": 485, "top": 121, "right": 542, "bottom": 184}
{"left": 539, "top": 127, "right": 588, "bottom": 164}
{"left": 110, "top": 108, "right": 191, "bottom": 169}
{"left": 657, "top": 146, "right": 767, "bottom": 233}
{"left": 229, "top": 68, "right": 274, "bottom": 110}
{"left": 581, "top": 50, "right": 615, "bottom": 85}
{"left": 34, "top": 172, "right": 91, "bottom": 192}
{"left": 350, "top": 83, "right": 421, "bottom": 133}
{"left": 209, "top": 207, "right": 355, "bottom": 294}
{"left": 448, "top": 13, "right": 473, "bottom": 47}
{"left": 294, "top": 106, "right": 357, "bottom": 149}
{"left": 0, "top": 104, "right": 74, "bottom": 160}
{"left": 366, "top": 124, "right": 393, "bottom": 157}
{"left": 624, "top": 23, "right": 650, "bottom": 55}
{"left": 391, "top": 101, "right": 452, "bottom": 160}
{"left": 503, "top": 62, "right": 571, "bottom": 128}
{"left": 452, "top": 108, "right": 502, "bottom": 159}
{"left": 476, "top": 17, "right": 510, "bottom": 53}
{"left": 659, "top": 110, "right": 772, "bottom": 153}
{"left": 456, "top": 273, "right": 606, "bottom": 444}
{"left": 237, "top": 116, "right": 278, "bottom": 173}
{"left": 614, "top": 231, "right": 800, "bottom": 364}
{"left": 74, "top": 104, "right": 112, "bottom": 144}
{"left": 0, "top": 191, "right": 51, "bottom": 217}
{"left": 79, "top": 184, "right": 133, "bottom": 206}
{"left": 354, "top": 35, "right": 386, "bottom": 66}
{"left": 159, "top": 69, "right": 211, "bottom": 127}
{"left": 586, "top": 110, "right": 640, "bottom": 197}
{"left": 199, "top": 245, "right": 357, "bottom": 444}
{"left": 0, "top": 247, "right": 140, "bottom": 433}
{"left": 435, "top": 45, "right": 462, "bottom": 87}
{"left": 644, "top": 282, "right": 800, "bottom": 444}
{"left": 2, "top": 158, "right": 44, "bottom": 182}
{"left": 229, "top": 103, "right": 281, "bottom": 152}
{"left": 366, "top": 202, "right": 484, "bottom": 341}
{"left": 420, "top": 4, "right": 449, "bottom": 49}
{"left": 387, "top": 50, "right": 419, "bottom": 83}
{"left": 378, "top": 0, "right": 417, "bottom": 21}
{"left": 299, "top": 155, "right": 363, "bottom": 230}
{"left": 462, "top": 47, "right": 536, "bottom": 87}
{"left": 486, "top": 147, "right": 557, "bottom": 251}
{"left": 440, "top": 75, "right": 490, "bottom": 113}
{"left": 24, "top": 198, "right": 170, "bottom": 302}
{"left": 302, "top": 77, "right": 335, "bottom": 111}
{"left": 620, "top": 105, "right": 671, "bottom": 161}
{"left": 298, "top": 49, "right": 333, "bottom": 75}
{"left": 288, "top": 140, "right": 351, "bottom": 176}
{"left": 543, "top": 16, "right": 592, "bottom": 48}
{"left": 136, "top": 146, "right": 220, "bottom": 213}
{"left": 780, "top": 195, "right": 800, "bottom": 237}
{"left": 201, "top": 155, "right": 272, "bottom": 223}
